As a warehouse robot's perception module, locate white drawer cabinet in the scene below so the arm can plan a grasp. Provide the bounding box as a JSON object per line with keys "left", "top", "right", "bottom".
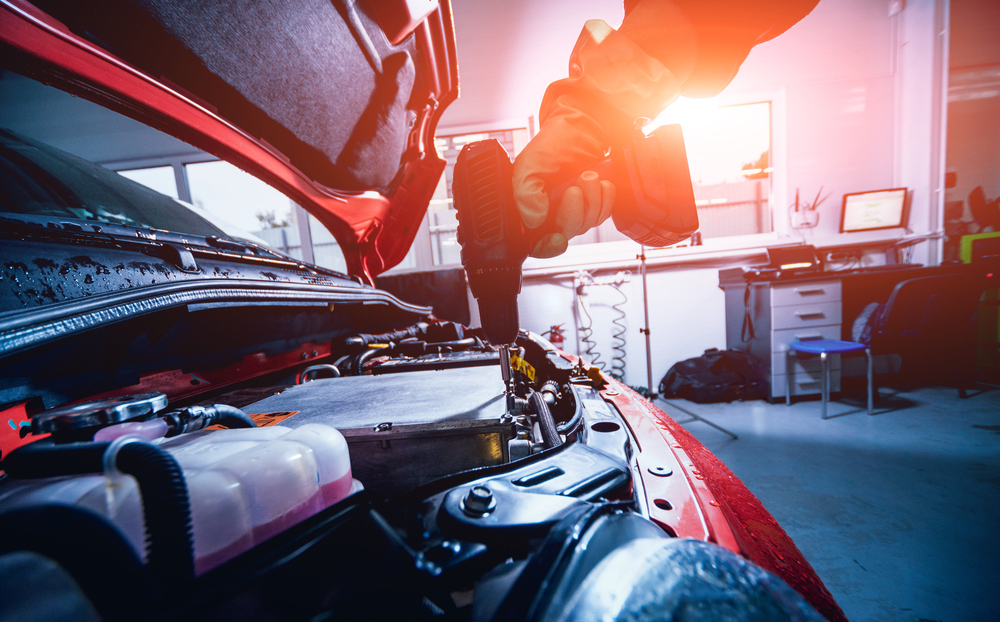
{"left": 771, "top": 301, "right": 842, "bottom": 330}
{"left": 771, "top": 281, "right": 842, "bottom": 307}
{"left": 723, "top": 278, "right": 845, "bottom": 399}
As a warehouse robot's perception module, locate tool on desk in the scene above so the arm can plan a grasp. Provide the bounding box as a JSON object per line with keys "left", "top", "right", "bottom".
{"left": 743, "top": 245, "right": 823, "bottom": 280}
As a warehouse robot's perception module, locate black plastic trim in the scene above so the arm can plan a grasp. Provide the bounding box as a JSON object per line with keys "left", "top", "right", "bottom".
{"left": 0, "top": 279, "right": 431, "bottom": 356}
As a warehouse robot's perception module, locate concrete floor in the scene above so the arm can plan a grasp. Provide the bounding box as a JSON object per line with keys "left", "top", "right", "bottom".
{"left": 656, "top": 383, "right": 1000, "bottom": 622}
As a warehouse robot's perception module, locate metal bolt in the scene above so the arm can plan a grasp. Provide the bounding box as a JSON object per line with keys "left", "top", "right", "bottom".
{"left": 648, "top": 465, "right": 673, "bottom": 477}
{"left": 462, "top": 486, "right": 496, "bottom": 516}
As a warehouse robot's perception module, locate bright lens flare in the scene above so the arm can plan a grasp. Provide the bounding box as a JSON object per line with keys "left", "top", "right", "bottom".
{"left": 642, "top": 97, "right": 770, "bottom": 185}
{"left": 644, "top": 97, "right": 721, "bottom": 132}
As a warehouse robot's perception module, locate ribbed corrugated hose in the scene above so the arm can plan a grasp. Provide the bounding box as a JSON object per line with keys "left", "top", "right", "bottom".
{"left": 352, "top": 347, "right": 389, "bottom": 375}
{"left": 529, "top": 391, "right": 562, "bottom": 448}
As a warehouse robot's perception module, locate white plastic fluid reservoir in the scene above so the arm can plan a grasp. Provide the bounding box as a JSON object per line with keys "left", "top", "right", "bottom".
{"left": 183, "top": 469, "right": 253, "bottom": 575}
{"left": 284, "top": 424, "right": 352, "bottom": 507}
{"left": 211, "top": 439, "right": 322, "bottom": 544}
{"left": 0, "top": 422, "right": 356, "bottom": 576}
{"left": 0, "top": 474, "right": 147, "bottom": 561}
{"left": 160, "top": 423, "right": 356, "bottom": 571}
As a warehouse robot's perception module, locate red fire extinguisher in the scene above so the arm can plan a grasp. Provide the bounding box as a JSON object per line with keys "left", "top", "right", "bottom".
{"left": 547, "top": 324, "right": 565, "bottom": 348}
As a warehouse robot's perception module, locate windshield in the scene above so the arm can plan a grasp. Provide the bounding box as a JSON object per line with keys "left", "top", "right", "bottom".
{"left": 0, "top": 127, "right": 227, "bottom": 238}
{"left": 0, "top": 68, "right": 350, "bottom": 270}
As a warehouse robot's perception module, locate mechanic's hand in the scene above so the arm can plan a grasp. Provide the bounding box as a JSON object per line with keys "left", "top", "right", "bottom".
{"left": 513, "top": 148, "right": 616, "bottom": 258}
{"left": 512, "top": 19, "right": 681, "bottom": 258}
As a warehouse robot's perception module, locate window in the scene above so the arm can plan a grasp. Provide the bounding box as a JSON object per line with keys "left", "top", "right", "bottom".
{"left": 3, "top": 69, "right": 347, "bottom": 270}
{"left": 184, "top": 160, "right": 347, "bottom": 272}
{"left": 306, "top": 213, "right": 348, "bottom": 274}
{"left": 383, "top": 127, "right": 531, "bottom": 274}
{"left": 653, "top": 99, "right": 773, "bottom": 240}
{"left": 568, "top": 98, "right": 773, "bottom": 245}
{"left": 120, "top": 157, "right": 351, "bottom": 272}
{"left": 117, "top": 166, "right": 179, "bottom": 199}
{"left": 186, "top": 160, "right": 292, "bottom": 234}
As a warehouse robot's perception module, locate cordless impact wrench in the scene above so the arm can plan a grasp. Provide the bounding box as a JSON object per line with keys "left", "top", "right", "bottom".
{"left": 452, "top": 124, "right": 699, "bottom": 389}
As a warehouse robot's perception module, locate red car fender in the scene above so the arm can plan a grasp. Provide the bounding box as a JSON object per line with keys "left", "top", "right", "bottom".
{"left": 602, "top": 379, "right": 847, "bottom": 622}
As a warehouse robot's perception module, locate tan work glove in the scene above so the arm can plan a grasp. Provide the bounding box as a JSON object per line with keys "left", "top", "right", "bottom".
{"left": 512, "top": 19, "right": 681, "bottom": 258}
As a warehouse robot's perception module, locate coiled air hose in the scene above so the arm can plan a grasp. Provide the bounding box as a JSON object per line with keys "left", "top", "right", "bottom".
{"left": 2, "top": 439, "right": 194, "bottom": 589}
{"left": 608, "top": 284, "right": 628, "bottom": 379}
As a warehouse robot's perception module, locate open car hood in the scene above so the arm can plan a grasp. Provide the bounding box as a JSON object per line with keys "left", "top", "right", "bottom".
{"left": 0, "top": 0, "right": 458, "bottom": 282}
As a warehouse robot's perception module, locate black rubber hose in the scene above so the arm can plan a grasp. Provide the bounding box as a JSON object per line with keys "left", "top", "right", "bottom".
{"left": 115, "top": 442, "right": 194, "bottom": 586}
{"left": 430, "top": 337, "right": 480, "bottom": 352}
{"left": 529, "top": 391, "right": 562, "bottom": 448}
{"left": 0, "top": 505, "right": 158, "bottom": 621}
{"left": 344, "top": 322, "right": 466, "bottom": 349}
{"left": 352, "top": 348, "right": 382, "bottom": 375}
{"left": 2, "top": 440, "right": 194, "bottom": 588}
{"left": 344, "top": 323, "right": 428, "bottom": 347}
{"left": 210, "top": 404, "right": 256, "bottom": 429}
{"left": 3, "top": 440, "right": 104, "bottom": 478}
{"left": 556, "top": 400, "right": 583, "bottom": 437}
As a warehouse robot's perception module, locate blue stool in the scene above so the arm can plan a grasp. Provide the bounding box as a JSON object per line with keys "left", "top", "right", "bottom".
{"left": 786, "top": 339, "right": 874, "bottom": 419}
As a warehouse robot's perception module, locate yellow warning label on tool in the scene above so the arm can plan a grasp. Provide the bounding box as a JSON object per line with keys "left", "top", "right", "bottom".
{"left": 510, "top": 355, "right": 536, "bottom": 382}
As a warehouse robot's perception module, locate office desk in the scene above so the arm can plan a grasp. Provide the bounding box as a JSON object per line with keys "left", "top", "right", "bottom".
{"left": 719, "top": 263, "right": 994, "bottom": 400}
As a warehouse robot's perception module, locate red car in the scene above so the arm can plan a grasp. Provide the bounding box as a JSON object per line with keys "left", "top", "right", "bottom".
{"left": 0, "top": 1, "right": 844, "bottom": 620}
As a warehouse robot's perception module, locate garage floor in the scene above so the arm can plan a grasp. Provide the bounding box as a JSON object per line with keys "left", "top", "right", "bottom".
{"left": 656, "top": 383, "right": 1000, "bottom": 622}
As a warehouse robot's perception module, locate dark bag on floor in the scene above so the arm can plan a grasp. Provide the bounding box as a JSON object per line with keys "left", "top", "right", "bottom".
{"left": 659, "top": 348, "right": 767, "bottom": 403}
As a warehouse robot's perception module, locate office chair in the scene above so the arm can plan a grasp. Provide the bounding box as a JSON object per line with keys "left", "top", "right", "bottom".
{"left": 969, "top": 186, "right": 1000, "bottom": 231}
{"left": 869, "top": 273, "right": 987, "bottom": 398}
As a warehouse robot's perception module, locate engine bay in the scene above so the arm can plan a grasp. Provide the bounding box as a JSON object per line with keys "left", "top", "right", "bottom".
{"left": 0, "top": 322, "right": 841, "bottom": 622}
{"left": 239, "top": 348, "right": 635, "bottom": 498}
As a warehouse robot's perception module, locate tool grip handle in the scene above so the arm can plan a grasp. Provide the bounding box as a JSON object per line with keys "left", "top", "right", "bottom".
{"left": 545, "top": 158, "right": 616, "bottom": 220}
{"left": 540, "top": 124, "right": 699, "bottom": 248}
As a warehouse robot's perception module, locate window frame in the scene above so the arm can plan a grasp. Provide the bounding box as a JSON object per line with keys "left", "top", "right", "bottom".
{"left": 102, "top": 151, "right": 217, "bottom": 204}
